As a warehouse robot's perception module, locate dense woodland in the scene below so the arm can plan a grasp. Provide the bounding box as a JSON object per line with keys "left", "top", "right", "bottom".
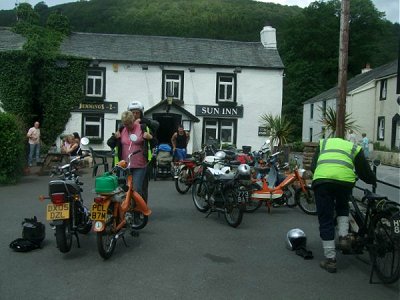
{"left": 1, "top": 0, "right": 398, "bottom": 139}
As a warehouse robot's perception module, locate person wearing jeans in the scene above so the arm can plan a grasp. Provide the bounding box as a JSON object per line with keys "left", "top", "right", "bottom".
{"left": 27, "top": 121, "right": 41, "bottom": 167}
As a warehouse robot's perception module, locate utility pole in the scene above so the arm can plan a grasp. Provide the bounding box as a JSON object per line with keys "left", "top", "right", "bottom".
{"left": 336, "top": 0, "right": 350, "bottom": 138}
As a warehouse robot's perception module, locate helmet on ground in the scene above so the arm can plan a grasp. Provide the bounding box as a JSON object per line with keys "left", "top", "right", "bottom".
{"left": 215, "top": 151, "right": 226, "bottom": 160}
{"left": 286, "top": 228, "right": 307, "bottom": 251}
{"left": 127, "top": 101, "right": 144, "bottom": 112}
{"left": 237, "top": 164, "right": 251, "bottom": 176}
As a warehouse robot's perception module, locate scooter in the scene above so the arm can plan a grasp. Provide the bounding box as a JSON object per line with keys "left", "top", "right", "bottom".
{"left": 90, "top": 134, "right": 152, "bottom": 259}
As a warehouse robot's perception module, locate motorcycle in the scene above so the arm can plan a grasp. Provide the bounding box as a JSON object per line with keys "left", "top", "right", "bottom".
{"left": 192, "top": 153, "right": 246, "bottom": 228}
{"left": 39, "top": 137, "right": 92, "bottom": 253}
{"left": 90, "top": 134, "right": 152, "bottom": 259}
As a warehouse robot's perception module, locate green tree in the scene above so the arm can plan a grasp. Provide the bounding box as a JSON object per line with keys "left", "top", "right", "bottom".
{"left": 259, "top": 113, "right": 294, "bottom": 149}
{"left": 0, "top": 112, "right": 25, "bottom": 184}
{"left": 318, "top": 106, "right": 360, "bottom": 138}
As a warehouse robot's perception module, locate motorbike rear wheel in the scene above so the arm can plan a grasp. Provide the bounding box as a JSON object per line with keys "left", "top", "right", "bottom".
{"left": 55, "top": 221, "right": 73, "bottom": 253}
{"left": 369, "top": 211, "right": 400, "bottom": 284}
{"left": 192, "top": 179, "right": 210, "bottom": 213}
{"left": 97, "top": 217, "right": 117, "bottom": 260}
{"left": 294, "top": 186, "right": 317, "bottom": 215}
{"left": 175, "top": 166, "right": 193, "bottom": 194}
{"left": 223, "top": 186, "right": 244, "bottom": 228}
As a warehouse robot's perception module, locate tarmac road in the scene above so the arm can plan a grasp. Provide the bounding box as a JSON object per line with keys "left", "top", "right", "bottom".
{"left": 0, "top": 167, "right": 399, "bottom": 299}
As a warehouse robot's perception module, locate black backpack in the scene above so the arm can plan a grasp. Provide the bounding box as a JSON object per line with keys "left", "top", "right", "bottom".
{"left": 10, "top": 216, "right": 45, "bottom": 252}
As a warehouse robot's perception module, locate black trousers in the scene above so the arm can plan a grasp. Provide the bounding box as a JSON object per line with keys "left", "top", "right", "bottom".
{"left": 314, "top": 183, "right": 351, "bottom": 241}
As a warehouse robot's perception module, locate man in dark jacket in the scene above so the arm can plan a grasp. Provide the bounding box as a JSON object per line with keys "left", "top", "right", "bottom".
{"left": 311, "top": 137, "right": 376, "bottom": 273}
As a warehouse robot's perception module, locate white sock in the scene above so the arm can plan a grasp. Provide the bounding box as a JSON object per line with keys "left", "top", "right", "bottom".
{"left": 322, "top": 240, "right": 336, "bottom": 259}
{"left": 337, "top": 216, "right": 349, "bottom": 237}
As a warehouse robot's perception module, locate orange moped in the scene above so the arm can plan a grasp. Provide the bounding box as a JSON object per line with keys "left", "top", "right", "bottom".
{"left": 250, "top": 152, "right": 317, "bottom": 215}
{"left": 90, "top": 147, "right": 152, "bottom": 259}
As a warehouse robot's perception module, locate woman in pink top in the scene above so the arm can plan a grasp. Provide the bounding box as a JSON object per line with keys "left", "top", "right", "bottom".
{"left": 112, "top": 110, "right": 153, "bottom": 198}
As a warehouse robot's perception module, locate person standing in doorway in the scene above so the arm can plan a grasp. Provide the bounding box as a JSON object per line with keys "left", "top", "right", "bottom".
{"left": 171, "top": 125, "right": 190, "bottom": 161}
{"left": 27, "top": 121, "right": 41, "bottom": 167}
{"left": 347, "top": 129, "right": 357, "bottom": 145}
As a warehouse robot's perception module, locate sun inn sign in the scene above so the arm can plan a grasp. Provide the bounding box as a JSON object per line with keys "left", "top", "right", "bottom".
{"left": 195, "top": 105, "right": 243, "bottom": 118}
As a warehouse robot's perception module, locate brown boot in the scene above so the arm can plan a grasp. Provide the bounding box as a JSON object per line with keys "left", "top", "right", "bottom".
{"left": 339, "top": 234, "right": 353, "bottom": 251}
{"left": 320, "top": 258, "right": 337, "bottom": 273}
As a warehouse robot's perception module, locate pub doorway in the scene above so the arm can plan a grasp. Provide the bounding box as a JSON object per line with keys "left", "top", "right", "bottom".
{"left": 152, "top": 113, "right": 181, "bottom": 145}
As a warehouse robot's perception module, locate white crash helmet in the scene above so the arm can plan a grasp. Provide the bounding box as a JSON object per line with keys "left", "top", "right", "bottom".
{"left": 127, "top": 101, "right": 144, "bottom": 112}
{"left": 215, "top": 151, "right": 226, "bottom": 160}
{"left": 237, "top": 164, "right": 251, "bottom": 176}
{"left": 286, "top": 228, "right": 307, "bottom": 251}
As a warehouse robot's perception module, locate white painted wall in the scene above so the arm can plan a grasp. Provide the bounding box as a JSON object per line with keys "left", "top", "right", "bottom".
{"left": 302, "top": 74, "right": 399, "bottom": 150}
{"left": 62, "top": 62, "right": 283, "bottom": 153}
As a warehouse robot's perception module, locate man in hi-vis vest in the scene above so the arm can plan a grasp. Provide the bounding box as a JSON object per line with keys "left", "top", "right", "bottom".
{"left": 311, "top": 138, "right": 376, "bottom": 273}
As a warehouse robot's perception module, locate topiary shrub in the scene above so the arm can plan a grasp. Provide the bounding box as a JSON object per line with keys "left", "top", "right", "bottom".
{"left": 0, "top": 112, "right": 26, "bottom": 184}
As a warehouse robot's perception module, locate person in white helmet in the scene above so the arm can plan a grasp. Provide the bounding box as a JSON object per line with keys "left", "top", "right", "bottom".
{"left": 107, "top": 101, "right": 157, "bottom": 202}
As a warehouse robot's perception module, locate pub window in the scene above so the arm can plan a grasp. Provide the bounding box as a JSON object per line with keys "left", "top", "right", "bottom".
{"left": 162, "top": 70, "right": 184, "bottom": 101}
{"left": 216, "top": 73, "right": 236, "bottom": 103}
{"left": 321, "top": 126, "right": 326, "bottom": 139}
{"left": 379, "top": 79, "right": 387, "bottom": 100}
{"left": 82, "top": 114, "right": 104, "bottom": 141}
{"left": 203, "top": 118, "right": 237, "bottom": 146}
{"left": 322, "top": 101, "right": 326, "bottom": 117}
{"left": 86, "top": 68, "right": 106, "bottom": 99}
{"left": 310, "top": 103, "right": 314, "bottom": 119}
{"left": 377, "top": 116, "right": 385, "bottom": 140}
{"left": 309, "top": 127, "right": 313, "bottom": 142}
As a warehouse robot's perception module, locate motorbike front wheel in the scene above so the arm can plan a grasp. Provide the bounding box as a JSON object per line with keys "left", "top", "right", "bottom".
{"left": 294, "top": 185, "right": 317, "bottom": 215}
{"left": 97, "top": 218, "right": 117, "bottom": 260}
{"left": 55, "top": 221, "right": 73, "bottom": 253}
{"left": 175, "top": 166, "right": 193, "bottom": 194}
{"left": 223, "top": 186, "right": 244, "bottom": 228}
{"left": 192, "top": 179, "right": 210, "bottom": 213}
{"left": 131, "top": 212, "right": 148, "bottom": 230}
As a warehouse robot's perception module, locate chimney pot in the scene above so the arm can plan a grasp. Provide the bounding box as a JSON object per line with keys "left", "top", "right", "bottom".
{"left": 260, "top": 26, "right": 277, "bottom": 49}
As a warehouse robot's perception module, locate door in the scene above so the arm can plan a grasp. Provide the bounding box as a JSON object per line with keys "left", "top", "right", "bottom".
{"left": 153, "top": 113, "right": 181, "bottom": 144}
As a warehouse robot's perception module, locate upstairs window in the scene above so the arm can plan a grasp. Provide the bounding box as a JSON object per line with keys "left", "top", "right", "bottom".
{"left": 86, "top": 68, "right": 105, "bottom": 99}
{"left": 310, "top": 103, "right": 314, "bottom": 119}
{"left": 216, "top": 73, "right": 236, "bottom": 103}
{"left": 380, "top": 79, "right": 387, "bottom": 100}
{"left": 377, "top": 116, "right": 385, "bottom": 140}
{"left": 162, "top": 71, "right": 184, "bottom": 101}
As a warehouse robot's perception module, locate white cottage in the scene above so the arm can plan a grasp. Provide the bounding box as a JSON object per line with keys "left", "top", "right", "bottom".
{"left": 302, "top": 60, "right": 400, "bottom": 151}
{"left": 59, "top": 26, "right": 284, "bottom": 153}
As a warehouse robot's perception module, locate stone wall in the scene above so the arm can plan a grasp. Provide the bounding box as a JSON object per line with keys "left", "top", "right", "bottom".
{"left": 302, "top": 142, "right": 318, "bottom": 170}
{"left": 371, "top": 151, "right": 400, "bottom": 167}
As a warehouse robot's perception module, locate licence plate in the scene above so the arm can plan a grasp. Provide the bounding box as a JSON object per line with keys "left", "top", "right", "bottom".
{"left": 237, "top": 191, "right": 249, "bottom": 203}
{"left": 90, "top": 202, "right": 109, "bottom": 221}
{"left": 46, "top": 203, "right": 70, "bottom": 220}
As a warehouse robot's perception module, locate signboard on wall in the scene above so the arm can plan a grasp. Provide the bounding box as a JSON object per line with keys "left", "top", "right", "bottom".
{"left": 195, "top": 105, "right": 243, "bottom": 118}
{"left": 258, "top": 126, "right": 269, "bottom": 136}
{"left": 73, "top": 102, "right": 118, "bottom": 113}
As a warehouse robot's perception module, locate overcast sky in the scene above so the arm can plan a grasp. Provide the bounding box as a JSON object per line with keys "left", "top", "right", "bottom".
{"left": 0, "top": 0, "right": 398, "bottom": 23}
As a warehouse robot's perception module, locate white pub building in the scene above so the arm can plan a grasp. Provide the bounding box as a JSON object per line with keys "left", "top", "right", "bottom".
{"left": 58, "top": 26, "right": 284, "bottom": 153}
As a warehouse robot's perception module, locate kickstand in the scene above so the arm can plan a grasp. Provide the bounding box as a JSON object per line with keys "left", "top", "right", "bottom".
{"left": 121, "top": 235, "right": 129, "bottom": 247}
{"left": 206, "top": 210, "right": 213, "bottom": 218}
{"left": 74, "top": 232, "right": 81, "bottom": 248}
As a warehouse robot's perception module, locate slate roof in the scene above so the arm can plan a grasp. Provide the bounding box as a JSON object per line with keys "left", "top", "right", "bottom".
{"left": 0, "top": 27, "right": 26, "bottom": 51}
{"left": 304, "top": 59, "right": 398, "bottom": 104}
{"left": 60, "top": 32, "right": 284, "bottom": 69}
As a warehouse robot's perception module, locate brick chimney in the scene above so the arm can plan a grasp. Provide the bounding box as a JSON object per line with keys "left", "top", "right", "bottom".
{"left": 260, "top": 26, "right": 277, "bottom": 49}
